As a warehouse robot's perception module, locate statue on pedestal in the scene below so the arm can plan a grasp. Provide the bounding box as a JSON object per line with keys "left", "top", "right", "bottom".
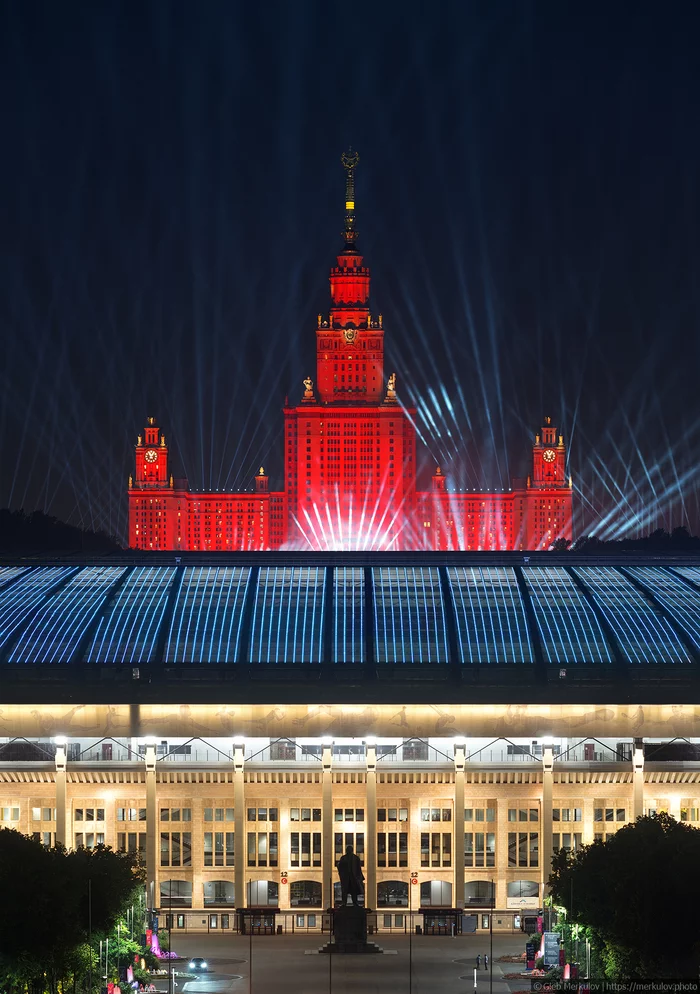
{"left": 336, "top": 843, "right": 365, "bottom": 907}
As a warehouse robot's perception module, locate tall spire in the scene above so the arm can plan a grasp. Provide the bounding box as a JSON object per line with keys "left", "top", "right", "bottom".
{"left": 341, "top": 148, "right": 360, "bottom": 248}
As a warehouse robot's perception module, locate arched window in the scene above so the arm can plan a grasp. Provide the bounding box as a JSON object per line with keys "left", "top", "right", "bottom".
{"left": 160, "top": 880, "right": 192, "bottom": 908}
{"left": 465, "top": 880, "right": 495, "bottom": 905}
{"left": 247, "top": 880, "right": 279, "bottom": 906}
{"left": 377, "top": 880, "right": 408, "bottom": 907}
{"left": 420, "top": 880, "right": 452, "bottom": 906}
{"left": 203, "top": 880, "right": 235, "bottom": 906}
{"left": 290, "top": 880, "right": 322, "bottom": 907}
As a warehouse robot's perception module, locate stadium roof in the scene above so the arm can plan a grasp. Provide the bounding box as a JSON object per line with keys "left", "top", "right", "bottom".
{"left": 1, "top": 553, "right": 700, "bottom": 705}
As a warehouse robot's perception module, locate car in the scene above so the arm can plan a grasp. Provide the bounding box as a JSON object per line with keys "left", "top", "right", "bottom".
{"left": 188, "top": 957, "right": 208, "bottom": 972}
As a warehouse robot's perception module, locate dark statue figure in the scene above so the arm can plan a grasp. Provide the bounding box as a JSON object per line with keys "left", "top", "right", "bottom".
{"left": 322, "top": 842, "right": 380, "bottom": 952}
{"left": 336, "top": 843, "right": 364, "bottom": 906}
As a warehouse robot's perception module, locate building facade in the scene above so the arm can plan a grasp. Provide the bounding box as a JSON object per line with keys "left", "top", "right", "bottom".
{"left": 128, "top": 154, "right": 573, "bottom": 552}
{"left": 0, "top": 724, "right": 688, "bottom": 933}
{"left": 1, "top": 555, "right": 700, "bottom": 930}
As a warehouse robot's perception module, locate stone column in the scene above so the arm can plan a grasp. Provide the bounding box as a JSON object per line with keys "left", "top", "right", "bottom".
{"left": 145, "top": 740, "right": 157, "bottom": 911}
{"left": 322, "top": 739, "right": 334, "bottom": 909}
{"left": 492, "top": 799, "right": 506, "bottom": 909}
{"left": 453, "top": 740, "right": 465, "bottom": 909}
{"left": 633, "top": 739, "right": 645, "bottom": 821}
{"left": 541, "top": 744, "right": 554, "bottom": 898}
{"left": 365, "top": 740, "right": 377, "bottom": 910}
{"left": 233, "top": 739, "right": 246, "bottom": 908}
{"left": 54, "top": 738, "right": 67, "bottom": 847}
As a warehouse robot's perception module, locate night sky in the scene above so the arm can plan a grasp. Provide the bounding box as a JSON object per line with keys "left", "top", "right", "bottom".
{"left": 2, "top": 1, "right": 700, "bottom": 543}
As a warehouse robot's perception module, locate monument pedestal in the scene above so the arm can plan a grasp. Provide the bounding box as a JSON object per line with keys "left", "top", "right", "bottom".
{"left": 320, "top": 906, "right": 383, "bottom": 954}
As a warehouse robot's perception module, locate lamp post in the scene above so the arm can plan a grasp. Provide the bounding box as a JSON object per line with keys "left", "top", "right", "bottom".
{"left": 489, "top": 879, "right": 494, "bottom": 994}
{"left": 168, "top": 884, "right": 173, "bottom": 994}
{"left": 88, "top": 878, "right": 92, "bottom": 994}
{"left": 409, "top": 904, "right": 412, "bottom": 994}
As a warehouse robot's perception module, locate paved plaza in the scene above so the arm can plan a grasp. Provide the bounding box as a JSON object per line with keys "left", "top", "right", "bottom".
{"left": 168, "top": 932, "right": 530, "bottom": 994}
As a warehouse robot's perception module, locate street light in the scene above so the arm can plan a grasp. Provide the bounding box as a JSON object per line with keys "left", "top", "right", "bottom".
{"left": 490, "top": 878, "right": 494, "bottom": 994}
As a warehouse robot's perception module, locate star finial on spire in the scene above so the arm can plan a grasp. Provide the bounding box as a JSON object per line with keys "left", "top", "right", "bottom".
{"left": 340, "top": 148, "right": 360, "bottom": 247}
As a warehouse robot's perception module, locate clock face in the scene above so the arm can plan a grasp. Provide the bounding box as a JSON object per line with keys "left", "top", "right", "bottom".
{"left": 145, "top": 449, "right": 158, "bottom": 463}
{"left": 344, "top": 328, "right": 357, "bottom": 343}
{"left": 542, "top": 449, "right": 557, "bottom": 463}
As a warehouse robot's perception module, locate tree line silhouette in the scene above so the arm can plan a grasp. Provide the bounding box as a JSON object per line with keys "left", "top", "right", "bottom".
{"left": 0, "top": 509, "right": 122, "bottom": 554}
{"left": 1, "top": 507, "right": 698, "bottom": 556}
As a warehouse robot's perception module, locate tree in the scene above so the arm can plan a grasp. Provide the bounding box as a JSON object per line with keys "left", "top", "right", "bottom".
{"left": 549, "top": 813, "right": 700, "bottom": 978}
{"left": 550, "top": 537, "right": 571, "bottom": 552}
{"left": 0, "top": 829, "right": 144, "bottom": 993}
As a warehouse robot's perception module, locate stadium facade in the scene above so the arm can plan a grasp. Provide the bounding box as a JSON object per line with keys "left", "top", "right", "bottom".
{"left": 1, "top": 553, "right": 700, "bottom": 932}
{"left": 128, "top": 152, "right": 573, "bottom": 552}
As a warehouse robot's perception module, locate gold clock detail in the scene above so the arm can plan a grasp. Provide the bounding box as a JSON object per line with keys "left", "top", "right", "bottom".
{"left": 542, "top": 449, "right": 556, "bottom": 463}
{"left": 145, "top": 449, "right": 158, "bottom": 463}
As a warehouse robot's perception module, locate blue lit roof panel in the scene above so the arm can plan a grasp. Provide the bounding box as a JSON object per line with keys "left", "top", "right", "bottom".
{"left": 334, "top": 567, "right": 364, "bottom": 664}
{"left": 0, "top": 567, "right": 29, "bottom": 591}
{"left": 625, "top": 566, "right": 700, "bottom": 652}
{"left": 86, "top": 567, "right": 177, "bottom": 664}
{"left": 671, "top": 566, "right": 700, "bottom": 587}
{"left": 523, "top": 566, "right": 613, "bottom": 664}
{"left": 373, "top": 567, "right": 448, "bottom": 664}
{"left": 572, "top": 566, "right": 690, "bottom": 664}
{"left": 250, "top": 566, "right": 325, "bottom": 663}
{"left": 0, "top": 567, "right": 78, "bottom": 654}
{"left": 164, "top": 566, "right": 250, "bottom": 663}
{"left": 9, "top": 567, "right": 127, "bottom": 664}
{"left": 447, "top": 566, "right": 533, "bottom": 664}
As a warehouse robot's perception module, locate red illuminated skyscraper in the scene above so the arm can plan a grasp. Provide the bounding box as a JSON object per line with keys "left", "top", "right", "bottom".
{"left": 128, "top": 153, "right": 573, "bottom": 551}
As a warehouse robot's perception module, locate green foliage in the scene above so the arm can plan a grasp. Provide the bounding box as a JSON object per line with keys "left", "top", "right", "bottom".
{"left": 549, "top": 812, "right": 700, "bottom": 978}
{"left": 0, "top": 829, "right": 145, "bottom": 992}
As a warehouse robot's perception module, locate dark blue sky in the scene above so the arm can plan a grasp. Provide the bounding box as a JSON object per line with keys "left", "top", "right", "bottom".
{"left": 2, "top": 0, "right": 700, "bottom": 541}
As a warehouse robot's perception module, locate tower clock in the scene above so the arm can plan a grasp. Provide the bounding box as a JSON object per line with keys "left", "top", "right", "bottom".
{"left": 134, "top": 417, "right": 169, "bottom": 487}
{"left": 532, "top": 418, "right": 566, "bottom": 487}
